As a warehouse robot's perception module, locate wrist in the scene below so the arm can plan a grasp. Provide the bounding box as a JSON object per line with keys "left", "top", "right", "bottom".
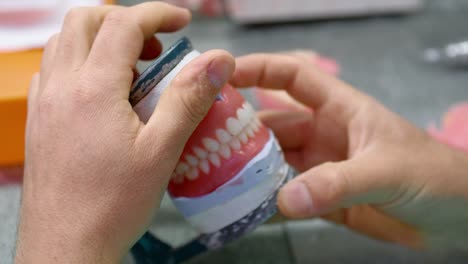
{"left": 428, "top": 139, "right": 468, "bottom": 196}
{"left": 15, "top": 206, "right": 120, "bottom": 264}
{"left": 15, "top": 231, "right": 118, "bottom": 264}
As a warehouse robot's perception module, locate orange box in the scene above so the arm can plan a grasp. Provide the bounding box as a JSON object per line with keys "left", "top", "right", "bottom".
{"left": 0, "top": 0, "right": 114, "bottom": 166}
{"left": 0, "top": 50, "right": 41, "bottom": 166}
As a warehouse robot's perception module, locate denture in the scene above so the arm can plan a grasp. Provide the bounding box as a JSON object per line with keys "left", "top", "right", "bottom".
{"left": 130, "top": 38, "right": 293, "bottom": 254}
{"left": 168, "top": 87, "right": 270, "bottom": 197}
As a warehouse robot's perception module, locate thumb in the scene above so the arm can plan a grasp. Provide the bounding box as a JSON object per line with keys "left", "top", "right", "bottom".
{"left": 139, "top": 50, "right": 235, "bottom": 161}
{"left": 278, "top": 156, "right": 403, "bottom": 218}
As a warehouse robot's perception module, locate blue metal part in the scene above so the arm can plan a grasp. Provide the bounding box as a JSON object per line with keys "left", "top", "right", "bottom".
{"left": 129, "top": 37, "right": 193, "bottom": 106}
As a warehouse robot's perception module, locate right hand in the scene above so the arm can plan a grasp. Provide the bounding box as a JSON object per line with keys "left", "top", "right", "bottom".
{"left": 231, "top": 53, "right": 468, "bottom": 252}
{"left": 15, "top": 3, "right": 235, "bottom": 263}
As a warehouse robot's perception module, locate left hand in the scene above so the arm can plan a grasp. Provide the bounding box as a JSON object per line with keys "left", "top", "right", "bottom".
{"left": 231, "top": 53, "right": 468, "bottom": 251}
{"left": 15, "top": 3, "right": 235, "bottom": 263}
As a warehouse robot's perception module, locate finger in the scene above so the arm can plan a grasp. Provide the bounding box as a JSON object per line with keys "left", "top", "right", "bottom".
{"left": 86, "top": 3, "right": 190, "bottom": 98}
{"left": 283, "top": 150, "right": 308, "bottom": 172}
{"left": 322, "top": 206, "right": 422, "bottom": 249}
{"left": 232, "top": 53, "right": 363, "bottom": 121}
{"left": 39, "top": 34, "right": 59, "bottom": 89}
{"left": 132, "top": 68, "right": 140, "bottom": 83}
{"left": 25, "top": 73, "right": 41, "bottom": 156}
{"left": 252, "top": 51, "right": 336, "bottom": 112}
{"left": 277, "top": 155, "right": 405, "bottom": 218}
{"left": 258, "top": 110, "right": 313, "bottom": 150}
{"left": 253, "top": 88, "right": 311, "bottom": 112}
{"left": 56, "top": 6, "right": 120, "bottom": 70}
{"left": 27, "top": 73, "right": 41, "bottom": 112}
{"left": 140, "top": 36, "right": 163, "bottom": 61}
{"left": 138, "top": 50, "right": 235, "bottom": 176}
{"left": 281, "top": 50, "right": 340, "bottom": 75}
{"left": 282, "top": 50, "right": 318, "bottom": 63}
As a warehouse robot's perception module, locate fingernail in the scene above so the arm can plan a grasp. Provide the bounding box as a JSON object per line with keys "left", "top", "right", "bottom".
{"left": 316, "top": 56, "right": 340, "bottom": 75}
{"left": 207, "top": 57, "right": 233, "bottom": 89}
{"left": 280, "top": 182, "right": 314, "bottom": 216}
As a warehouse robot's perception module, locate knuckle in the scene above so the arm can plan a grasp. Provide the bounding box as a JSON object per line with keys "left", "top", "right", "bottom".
{"left": 278, "top": 53, "right": 301, "bottom": 64}
{"left": 61, "top": 8, "right": 93, "bottom": 51}
{"left": 45, "top": 33, "right": 59, "bottom": 48}
{"left": 331, "top": 164, "right": 352, "bottom": 203}
{"left": 173, "top": 76, "right": 212, "bottom": 125}
{"left": 69, "top": 80, "right": 98, "bottom": 107}
{"left": 179, "top": 92, "right": 209, "bottom": 126}
{"left": 63, "top": 7, "right": 90, "bottom": 26}
{"left": 104, "top": 9, "right": 129, "bottom": 27}
{"left": 316, "top": 162, "right": 350, "bottom": 204}
{"left": 286, "top": 50, "right": 317, "bottom": 62}
{"left": 38, "top": 90, "right": 56, "bottom": 115}
{"left": 103, "top": 9, "right": 141, "bottom": 41}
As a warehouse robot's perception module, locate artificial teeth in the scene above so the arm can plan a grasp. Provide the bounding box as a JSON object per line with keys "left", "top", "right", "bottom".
{"left": 245, "top": 103, "right": 255, "bottom": 116}
{"left": 193, "top": 147, "right": 208, "bottom": 159}
{"left": 173, "top": 103, "right": 264, "bottom": 183}
{"left": 226, "top": 117, "right": 242, "bottom": 135}
{"left": 203, "top": 138, "right": 220, "bottom": 152}
{"left": 199, "top": 160, "right": 210, "bottom": 174}
{"left": 176, "top": 162, "right": 189, "bottom": 174}
{"left": 216, "top": 129, "right": 232, "bottom": 144}
{"left": 209, "top": 153, "right": 221, "bottom": 167}
{"left": 229, "top": 138, "right": 241, "bottom": 150}
{"left": 239, "top": 131, "right": 248, "bottom": 144}
{"left": 252, "top": 118, "right": 261, "bottom": 132}
{"left": 246, "top": 125, "right": 255, "bottom": 138}
{"left": 185, "top": 155, "right": 198, "bottom": 167}
{"left": 237, "top": 106, "right": 250, "bottom": 127}
{"left": 187, "top": 168, "right": 199, "bottom": 180}
{"left": 219, "top": 144, "right": 232, "bottom": 159}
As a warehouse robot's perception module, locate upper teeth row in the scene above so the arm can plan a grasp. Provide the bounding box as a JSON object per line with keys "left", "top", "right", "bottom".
{"left": 172, "top": 102, "right": 261, "bottom": 184}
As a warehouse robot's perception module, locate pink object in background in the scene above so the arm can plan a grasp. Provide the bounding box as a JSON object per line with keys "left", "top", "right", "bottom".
{"left": 0, "top": 166, "right": 23, "bottom": 185}
{"left": 0, "top": 8, "right": 53, "bottom": 26}
{"left": 428, "top": 102, "right": 468, "bottom": 153}
{"left": 0, "top": 0, "right": 57, "bottom": 26}
{"left": 162, "top": 0, "right": 223, "bottom": 16}
{"left": 199, "top": 0, "right": 223, "bottom": 16}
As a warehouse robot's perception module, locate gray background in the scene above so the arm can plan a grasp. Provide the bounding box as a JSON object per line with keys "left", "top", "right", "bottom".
{"left": 1, "top": 0, "right": 468, "bottom": 263}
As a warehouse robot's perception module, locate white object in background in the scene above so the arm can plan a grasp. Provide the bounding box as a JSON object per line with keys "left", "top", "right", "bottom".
{"left": 0, "top": 0, "right": 103, "bottom": 52}
{"left": 0, "top": 0, "right": 58, "bottom": 9}
{"left": 226, "top": 0, "right": 425, "bottom": 24}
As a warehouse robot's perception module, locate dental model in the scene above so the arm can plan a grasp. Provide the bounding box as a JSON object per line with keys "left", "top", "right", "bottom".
{"left": 129, "top": 37, "right": 294, "bottom": 263}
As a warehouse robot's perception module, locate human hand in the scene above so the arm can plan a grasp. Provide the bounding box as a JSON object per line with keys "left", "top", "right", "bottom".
{"left": 15, "top": 3, "right": 235, "bottom": 263}
{"left": 231, "top": 53, "right": 468, "bottom": 251}
{"left": 252, "top": 50, "right": 340, "bottom": 112}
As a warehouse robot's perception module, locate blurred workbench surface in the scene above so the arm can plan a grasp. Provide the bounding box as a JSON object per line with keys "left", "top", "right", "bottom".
{"left": 1, "top": 0, "right": 468, "bottom": 263}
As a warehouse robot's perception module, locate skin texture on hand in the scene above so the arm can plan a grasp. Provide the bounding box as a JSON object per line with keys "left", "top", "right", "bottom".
{"left": 15, "top": 3, "right": 235, "bottom": 263}
{"left": 231, "top": 53, "right": 468, "bottom": 252}
{"left": 253, "top": 50, "right": 340, "bottom": 112}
